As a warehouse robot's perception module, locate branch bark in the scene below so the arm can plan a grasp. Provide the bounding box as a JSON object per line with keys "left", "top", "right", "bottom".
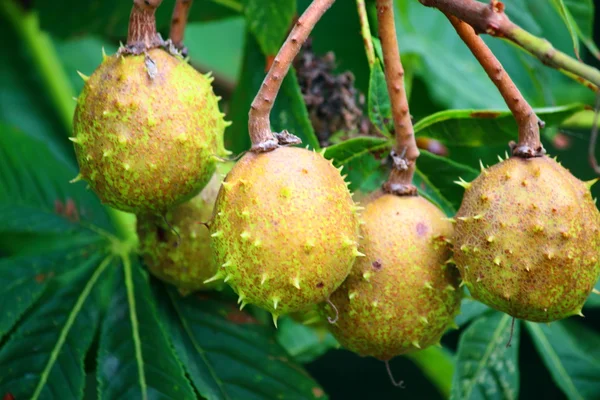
{"left": 419, "top": 0, "right": 600, "bottom": 92}
{"left": 377, "top": 0, "right": 418, "bottom": 195}
{"left": 125, "top": 0, "right": 164, "bottom": 54}
{"left": 248, "top": 0, "right": 336, "bottom": 152}
{"left": 170, "top": 0, "right": 193, "bottom": 55}
{"left": 446, "top": 14, "right": 543, "bottom": 157}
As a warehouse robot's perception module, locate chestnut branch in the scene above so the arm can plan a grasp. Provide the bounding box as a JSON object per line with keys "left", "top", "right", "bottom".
{"left": 446, "top": 14, "right": 544, "bottom": 157}
{"left": 124, "top": 0, "right": 165, "bottom": 54}
{"left": 376, "top": 0, "right": 418, "bottom": 195}
{"left": 248, "top": 0, "right": 336, "bottom": 152}
{"left": 170, "top": 0, "right": 193, "bottom": 56}
{"left": 419, "top": 0, "right": 600, "bottom": 92}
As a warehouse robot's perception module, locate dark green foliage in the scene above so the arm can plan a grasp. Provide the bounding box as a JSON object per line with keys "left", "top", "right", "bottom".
{"left": 1, "top": 0, "right": 599, "bottom": 399}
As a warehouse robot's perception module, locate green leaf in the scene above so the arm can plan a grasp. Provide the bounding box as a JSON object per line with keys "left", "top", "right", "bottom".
{"left": 526, "top": 321, "right": 600, "bottom": 400}
{"left": 0, "top": 245, "right": 105, "bottom": 341}
{"left": 551, "top": 0, "right": 599, "bottom": 59}
{"left": 0, "top": 123, "right": 114, "bottom": 235}
{"left": 185, "top": 18, "right": 246, "bottom": 82}
{"left": 451, "top": 312, "right": 520, "bottom": 400}
{"left": 244, "top": 0, "right": 295, "bottom": 56}
{"left": 97, "top": 256, "right": 195, "bottom": 400}
{"left": 455, "top": 298, "right": 493, "bottom": 328}
{"left": 0, "top": 254, "right": 113, "bottom": 399}
{"left": 276, "top": 317, "right": 339, "bottom": 364}
{"left": 413, "top": 104, "right": 587, "bottom": 147}
{"left": 550, "top": 0, "right": 581, "bottom": 58}
{"left": 323, "top": 137, "right": 392, "bottom": 194}
{"left": 413, "top": 171, "right": 456, "bottom": 217}
{"left": 367, "top": 61, "right": 393, "bottom": 137}
{"left": 416, "top": 151, "right": 479, "bottom": 212}
{"left": 0, "top": 14, "right": 71, "bottom": 159}
{"left": 163, "top": 288, "right": 328, "bottom": 400}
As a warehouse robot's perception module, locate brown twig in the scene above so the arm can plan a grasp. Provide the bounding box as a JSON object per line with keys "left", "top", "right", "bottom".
{"left": 446, "top": 14, "right": 544, "bottom": 157}
{"left": 419, "top": 0, "right": 600, "bottom": 92}
{"left": 123, "top": 0, "right": 164, "bottom": 54}
{"left": 248, "top": 0, "right": 336, "bottom": 152}
{"left": 376, "top": 0, "right": 418, "bottom": 195}
{"left": 170, "top": 0, "right": 193, "bottom": 55}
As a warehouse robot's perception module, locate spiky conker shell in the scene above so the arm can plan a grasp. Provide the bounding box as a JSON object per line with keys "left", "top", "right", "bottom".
{"left": 72, "top": 48, "right": 228, "bottom": 214}
{"left": 210, "top": 146, "right": 360, "bottom": 316}
{"left": 326, "top": 194, "right": 461, "bottom": 360}
{"left": 137, "top": 170, "right": 224, "bottom": 294}
{"left": 454, "top": 156, "right": 600, "bottom": 322}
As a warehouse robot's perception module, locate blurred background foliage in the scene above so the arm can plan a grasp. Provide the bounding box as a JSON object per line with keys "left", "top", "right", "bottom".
{"left": 1, "top": 0, "right": 600, "bottom": 399}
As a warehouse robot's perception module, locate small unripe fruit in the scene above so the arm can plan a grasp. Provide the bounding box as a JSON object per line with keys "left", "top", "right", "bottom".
{"left": 454, "top": 156, "right": 600, "bottom": 322}
{"left": 325, "top": 194, "right": 461, "bottom": 360}
{"left": 137, "top": 167, "right": 226, "bottom": 295}
{"left": 72, "top": 48, "right": 228, "bottom": 214}
{"left": 209, "top": 146, "right": 360, "bottom": 321}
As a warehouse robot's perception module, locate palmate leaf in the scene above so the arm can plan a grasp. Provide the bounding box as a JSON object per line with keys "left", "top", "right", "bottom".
{"left": 276, "top": 317, "right": 339, "bottom": 364}
{"left": 526, "top": 320, "right": 600, "bottom": 400}
{"left": 162, "top": 287, "right": 327, "bottom": 400}
{"left": 0, "top": 123, "right": 113, "bottom": 236}
{"left": 0, "top": 254, "right": 113, "bottom": 399}
{"left": 413, "top": 104, "right": 586, "bottom": 147}
{"left": 244, "top": 0, "right": 295, "bottom": 56}
{"left": 97, "top": 255, "right": 195, "bottom": 400}
{"left": 0, "top": 244, "right": 105, "bottom": 341}
{"left": 451, "top": 312, "right": 520, "bottom": 400}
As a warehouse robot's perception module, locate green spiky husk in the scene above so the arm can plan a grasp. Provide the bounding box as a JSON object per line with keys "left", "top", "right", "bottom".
{"left": 326, "top": 194, "right": 461, "bottom": 360}
{"left": 137, "top": 165, "right": 230, "bottom": 294}
{"left": 210, "top": 146, "right": 361, "bottom": 318}
{"left": 72, "top": 48, "right": 228, "bottom": 214}
{"left": 454, "top": 156, "right": 600, "bottom": 322}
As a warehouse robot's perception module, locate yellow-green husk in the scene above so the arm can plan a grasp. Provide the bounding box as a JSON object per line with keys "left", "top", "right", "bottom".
{"left": 210, "top": 146, "right": 361, "bottom": 319}
{"left": 454, "top": 156, "right": 600, "bottom": 322}
{"left": 326, "top": 194, "right": 461, "bottom": 360}
{"left": 72, "top": 48, "right": 228, "bottom": 214}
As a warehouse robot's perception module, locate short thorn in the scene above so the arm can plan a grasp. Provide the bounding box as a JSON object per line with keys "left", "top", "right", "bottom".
{"left": 348, "top": 291, "right": 358, "bottom": 300}
{"left": 443, "top": 217, "right": 456, "bottom": 223}
{"left": 497, "top": 154, "right": 504, "bottom": 162}
{"left": 411, "top": 341, "right": 421, "bottom": 349}
{"left": 354, "top": 249, "right": 366, "bottom": 257}
{"left": 223, "top": 274, "right": 232, "bottom": 283}
{"left": 576, "top": 309, "right": 585, "bottom": 317}
{"left": 479, "top": 160, "right": 487, "bottom": 174}
{"left": 487, "top": 236, "right": 495, "bottom": 243}
{"left": 221, "top": 181, "right": 233, "bottom": 191}
{"left": 420, "top": 316, "right": 429, "bottom": 325}
{"left": 592, "top": 288, "right": 600, "bottom": 295}
{"left": 585, "top": 178, "right": 599, "bottom": 189}
{"left": 222, "top": 260, "right": 232, "bottom": 268}
{"left": 493, "top": 256, "right": 501, "bottom": 266}
{"left": 101, "top": 47, "right": 108, "bottom": 61}
{"left": 292, "top": 277, "right": 301, "bottom": 290}
{"left": 424, "top": 281, "right": 433, "bottom": 290}
{"left": 237, "top": 294, "right": 245, "bottom": 304}
{"left": 69, "top": 173, "right": 83, "bottom": 183}
{"left": 459, "top": 280, "right": 466, "bottom": 288}
{"left": 68, "top": 137, "right": 80, "bottom": 144}
{"left": 454, "top": 177, "right": 472, "bottom": 190}
{"left": 504, "top": 151, "right": 510, "bottom": 160}
{"left": 272, "top": 297, "right": 279, "bottom": 310}
{"left": 239, "top": 301, "right": 248, "bottom": 311}
{"left": 272, "top": 313, "right": 279, "bottom": 328}
{"left": 203, "top": 272, "right": 223, "bottom": 284}
{"left": 76, "top": 70, "right": 89, "bottom": 81}
{"left": 445, "top": 284, "right": 456, "bottom": 291}
{"left": 260, "top": 273, "right": 268, "bottom": 285}
{"left": 210, "top": 230, "right": 223, "bottom": 238}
